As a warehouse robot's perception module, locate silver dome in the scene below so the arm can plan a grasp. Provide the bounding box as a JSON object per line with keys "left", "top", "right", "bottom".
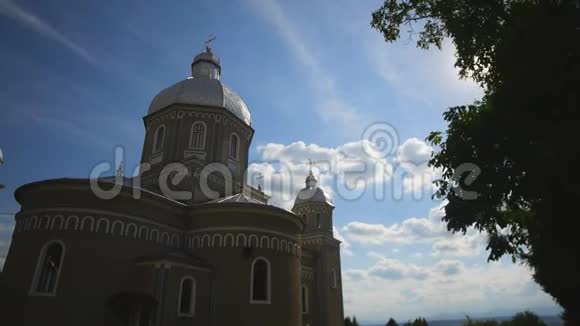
{"left": 293, "top": 171, "right": 333, "bottom": 207}
{"left": 147, "top": 78, "right": 251, "bottom": 125}
{"left": 147, "top": 49, "right": 251, "bottom": 126}
{"left": 294, "top": 186, "right": 333, "bottom": 207}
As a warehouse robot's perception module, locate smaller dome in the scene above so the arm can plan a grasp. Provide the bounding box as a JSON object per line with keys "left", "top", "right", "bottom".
{"left": 193, "top": 50, "right": 220, "bottom": 66}
{"left": 293, "top": 171, "right": 333, "bottom": 207}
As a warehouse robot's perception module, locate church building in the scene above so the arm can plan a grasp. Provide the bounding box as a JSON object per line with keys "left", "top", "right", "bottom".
{"left": 0, "top": 46, "right": 344, "bottom": 326}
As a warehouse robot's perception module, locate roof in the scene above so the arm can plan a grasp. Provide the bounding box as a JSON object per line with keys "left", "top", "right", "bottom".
{"left": 147, "top": 49, "right": 251, "bottom": 126}
{"left": 293, "top": 170, "right": 333, "bottom": 208}
{"left": 148, "top": 78, "right": 251, "bottom": 126}
{"left": 206, "top": 192, "right": 267, "bottom": 205}
{"left": 14, "top": 177, "right": 187, "bottom": 208}
{"left": 293, "top": 186, "right": 334, "bottom": 207}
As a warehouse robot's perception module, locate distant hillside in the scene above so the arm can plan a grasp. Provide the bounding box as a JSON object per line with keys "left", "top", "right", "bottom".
{"left": 364, "top": 315, "right": 562, "bottom": 326}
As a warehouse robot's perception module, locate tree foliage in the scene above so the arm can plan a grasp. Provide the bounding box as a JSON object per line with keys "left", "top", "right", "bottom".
{"left": 386, "top": 317, "right": 399, "bottom": 326}
{"left": 509, "top": 311, "right": 547, "bottom": 326}
{"left": 372, "top": 0, "right": 580, "bottom": 324}
{"left": 345, "top": 316, "right": 361, "bottom": 326}
{"left": 463, "top": 311, "right": 547, "bottom": 326}
{"left": 404, "top": 317, "right": 428, "bottom": 326}
{"left": 463, "top": 318, "right": 499, "bottom": 326}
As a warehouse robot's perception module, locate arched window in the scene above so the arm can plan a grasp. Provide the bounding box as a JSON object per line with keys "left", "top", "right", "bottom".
{"left": 189, "top": 122, "right": 206, "bottom": 149}
{"left": 152, "top": 125, "right": 165, "bottom": 153}
{"left": 301, "top": 286, "right": 309, "bottom": 313}
{"left": 30, "top": 240, "right": 65, "bottom": 295}
{"left": 178, "top": 276, "right": 196, "bottom": 316}
{"left": 250, "top": 257, "right": 271, "bottom": 304}
{"left": 316, "top": 213, "right": 321, "bottom": 229}
{"left": 229, "top": 133, "right": 239, "bottom": 160}
{"left": 330, "top": 269, "right": 337, "bottom": 289}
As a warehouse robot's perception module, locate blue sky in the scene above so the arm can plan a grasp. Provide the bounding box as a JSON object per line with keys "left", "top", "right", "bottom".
{"left": 0, "top": 0, "right": 561, "bottom": 322}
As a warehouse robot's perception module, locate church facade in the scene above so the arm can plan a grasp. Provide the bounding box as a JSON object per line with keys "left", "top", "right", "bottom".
{"left": 0, "top": 47, "right": 344, "bottom": 326}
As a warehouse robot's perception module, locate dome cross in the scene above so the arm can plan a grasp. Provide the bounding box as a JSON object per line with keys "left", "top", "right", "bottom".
{"left": 306, "top": 159, "right": 318, "bottom": 188}
{"left": 204, "top": 34, "right": 216, "bottom": 53}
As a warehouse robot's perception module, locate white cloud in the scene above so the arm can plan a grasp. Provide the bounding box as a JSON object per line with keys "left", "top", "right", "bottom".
{"left": 367, "top": 253, "right": 429, "bottom": 280}
{"left": 366, "top": 253, "right": 464, "bottom": 280}
{"left": 396, "top": 137, "right": 433, "bottom": 164}
{"left": 341, "top": 202, "right": 449, "bottom": 245}
{"left": 342, "top": 201, "right": 487, "bottom": 260}
{"left": 0, "top": 216, "right": 14, "bottom": 271}
{"left": 343, "top": 269, "right": 367, "bottom": 282}
{"left": 0, "top": 240, "right": 9, "bottom": 271}
{"left": 432, "top": 232, "right": 486, "bottom": 257}
{"left": 434, "top": 259, "right": 465, "bottom": 276}
{"left": 0, "top": 0, "right": 95, "bottom": 64}
{"left": 249, "top": 138, "right": 440, "bottom": 209}
{"left": 395, "top": 138, "right": 441, "bottom": 194}
{"left": 342, "top": 255, "right": 559, "bottom": 321}
{"left": 248, "top": 140, "right": 392, "bottom": 209}
{"left": 339, "top": 202, "right": 558, "bottom": 320}
{"left": 333, "top": 226, "right": 353, "bottom": 256}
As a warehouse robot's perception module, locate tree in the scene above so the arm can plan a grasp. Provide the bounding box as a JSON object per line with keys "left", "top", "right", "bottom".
{"left": 345, "top": 315, "right": 360, "bottom": 326}
{"left": 508, "top": 311, "right": 547, "bottom": 326}
{"left": 344, "top": 317, "right": 353, "bottom": 326}
{"left": 462, "top": 311, "right": 547, "bottom": 326}
{"left": 404, "top": 317, "right": 428, "bottom": 326}
{"left": 386, "top": 317, "right": 399, "bottom": 326}
{"left": 344, "top": 317, "right": 352, "bottom": 326}
{"left": 463, "top": 317, "right": 498, "bottom": 326}
{"left": 371, "top": 0, "right": 580, "bottom": 324}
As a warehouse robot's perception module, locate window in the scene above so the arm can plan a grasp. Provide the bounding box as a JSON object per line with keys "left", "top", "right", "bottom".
{"left": 250, "top": 257, "right": 271, "bottom": 304}
{"left": 152, "top": 125, "right": 165, "bottom": 153}
{"left": 301, "top": 286, "right": 309, "bottom": 313}
{"left": 316, "top": 213, "right": 321, "bottom": 229}
{"left": 30, "top": 240, "right": 65, "bottom": 295}
{"left": 178, "top": 276, "right": 196, "bottom": 316}
{"left": 189, "top": 122, "right": 206, "bottom": 149}
{"left": 229, "top": 133, "right": 239, "bottom": 160}
{"left": 330, "top": 269, "right": 337, "bottom": 289}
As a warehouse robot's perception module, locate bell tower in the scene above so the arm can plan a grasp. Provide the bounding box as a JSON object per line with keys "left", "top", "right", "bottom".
{"left": 138, "top": 46, "right": 254, "bottom": 204}
{"left": 293, "top": 170, "right": 344, "bottom": 326}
